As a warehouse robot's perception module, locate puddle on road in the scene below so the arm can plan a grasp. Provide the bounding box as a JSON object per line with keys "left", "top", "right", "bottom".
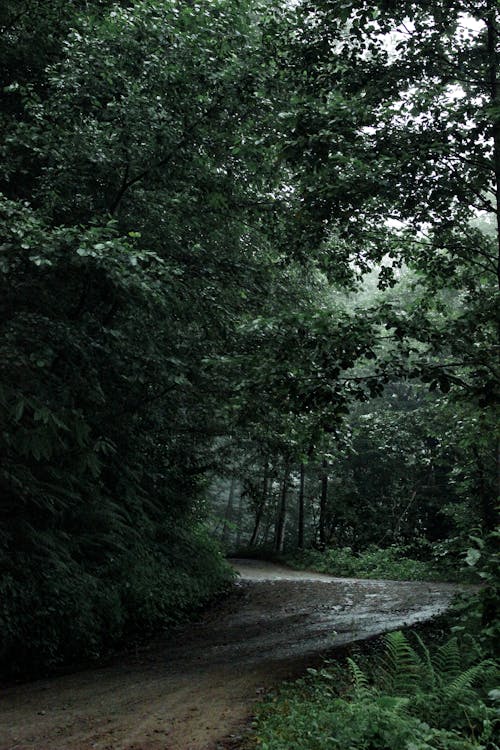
{"left": 190, "top": 561, "right": 463, "bottom": 666}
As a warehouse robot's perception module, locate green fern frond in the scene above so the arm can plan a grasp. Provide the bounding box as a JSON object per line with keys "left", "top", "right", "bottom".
{"left": 375, "top": 694, "right": 410, "bottom": 714}
{"left": 413, "top": 632, "right": 436, "bottom": 690}
{"left": 445, "top": 661, "right": 497, "bottom": 699}
{"left": 434, "top": 637, "right": 461, "bottom": 680}
{"left": 381, "top": 630, "right": 423, "bottom": 695}
{"left": 347, "top": 657, "right": 371, "bottom": 699}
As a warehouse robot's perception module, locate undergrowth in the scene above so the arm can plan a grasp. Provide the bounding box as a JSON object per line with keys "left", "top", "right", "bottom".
{"left": 281, "top": 544, "right": 470, "bottom": 582}
{"left": 250, "top": 629, "right": 499, "bottom": 750}
{"left": 0, "top": 524, "right": 234, "bottom": 678}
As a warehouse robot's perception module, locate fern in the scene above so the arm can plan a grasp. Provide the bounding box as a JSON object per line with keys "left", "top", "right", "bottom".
{"left": 355, "top": 630, "right": 500, "bottom": 738}
{"left": 253, "top": 629, "right": 498, "bottom": 750}
{"left": 379, "top": 630, "right": 423, "bottom": 695}
{"left": 434, "top": 637, "right": 461, "bottom": 681}
{"left": 445, "top": 661, "right": 497, "bottom": 699}
{"left": 412, "top": 632, "right": 436, "bottom": 691}
{"left": 347, "top": 657, "right": 371, "bottom": 700}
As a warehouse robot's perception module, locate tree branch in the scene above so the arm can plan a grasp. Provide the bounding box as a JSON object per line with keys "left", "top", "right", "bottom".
{"left": 0, "top": 2, "right": 32, "bottom": 34}
{"left": 109, "top": 99, "right": 223, "bottom": 215}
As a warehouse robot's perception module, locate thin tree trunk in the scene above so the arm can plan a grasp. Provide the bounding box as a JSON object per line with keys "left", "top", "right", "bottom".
{"left": 262, "top": 515, "right": 272, "bottom": 547}
{"left": 249, "top": 460, "right": 269, "bottom": 547}
{"left": 298, "top": 462, "right": 305, "bottom": 549}
{"left": 274, "top": 460, "right": 290, "bottom": 553}
{"left": 319, "top": 458, "right": 328, "bottom": 549}
{"left": 249, "top": 507, "right": 263, "bottom": 548}
{"left": 221, "top": 477, "right": 235, "bottom": 547}
{"left": 235, "top": 490, "right": 244, "bottom": 549}
{"left": 472, "top": 446, "right": 498, "bottom": 534}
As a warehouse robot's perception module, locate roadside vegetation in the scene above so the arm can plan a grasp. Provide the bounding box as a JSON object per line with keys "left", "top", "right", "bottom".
{"left": 281, "top": 545, "right": 460, "bottom": 583}
{"left": 250, "top": 622, "right": 499, "bottom": 750}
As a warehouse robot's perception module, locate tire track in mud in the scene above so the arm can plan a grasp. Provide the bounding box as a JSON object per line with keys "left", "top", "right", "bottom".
{"left": 0, "top": 560, "right": 466, "bottom": 750}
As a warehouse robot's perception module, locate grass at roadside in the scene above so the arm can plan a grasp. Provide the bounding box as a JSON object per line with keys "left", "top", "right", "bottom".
{"left": 280, "top": 545, "right": 472, "bottom": 583}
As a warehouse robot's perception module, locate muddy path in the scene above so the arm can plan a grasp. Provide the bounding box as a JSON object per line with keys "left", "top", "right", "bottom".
{"left": 0, "top": 560, "right": 465, "bottom": 750}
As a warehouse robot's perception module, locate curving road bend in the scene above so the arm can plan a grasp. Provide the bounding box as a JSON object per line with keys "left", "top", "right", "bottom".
{"left": 0, "top": 560, "right": 465, "bottom": 750}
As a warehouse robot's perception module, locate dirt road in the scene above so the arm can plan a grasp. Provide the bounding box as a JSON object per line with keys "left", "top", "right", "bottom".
{"left": 0, "top": 560, "right": 464, "bottom": 750}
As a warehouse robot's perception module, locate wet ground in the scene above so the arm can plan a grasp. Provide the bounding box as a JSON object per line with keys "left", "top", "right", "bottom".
{"left": 0, "top": 560, "right": 464, "bottom": 750}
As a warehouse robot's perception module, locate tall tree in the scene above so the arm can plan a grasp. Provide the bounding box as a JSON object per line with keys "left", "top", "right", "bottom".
{"left": 281, "top": 0, "right": 499, "bottom": 525}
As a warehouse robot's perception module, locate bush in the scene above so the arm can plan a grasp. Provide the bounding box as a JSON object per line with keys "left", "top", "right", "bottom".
{"left": 0, "top": 524, "right": 234, "bottom": 677}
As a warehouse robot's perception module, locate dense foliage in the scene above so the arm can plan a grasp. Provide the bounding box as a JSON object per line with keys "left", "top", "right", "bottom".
{"left": 211, "top": 0, "right": 499, "bottom": 582}
{"left": 1, "top": 0, "right": 288, "bottom": 674}
{"left": 1, "top": 0, "right": 498, "bottom": 688}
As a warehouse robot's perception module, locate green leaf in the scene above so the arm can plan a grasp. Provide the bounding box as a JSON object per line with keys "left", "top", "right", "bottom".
{"left": 464, "top": 548, "right": 481, "bottom": 567}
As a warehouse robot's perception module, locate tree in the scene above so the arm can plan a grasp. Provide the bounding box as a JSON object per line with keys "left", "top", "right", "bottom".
{"left": 280, "top": 0, "right": 499, "bottom": 526}
{"left": 0, "top": 0, "right": 308, "bottom": 674}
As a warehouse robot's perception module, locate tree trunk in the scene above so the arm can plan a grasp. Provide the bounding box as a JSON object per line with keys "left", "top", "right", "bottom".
{"left": 262, "top": 517, "right": 272, "bottom": 547}
{"left": 486, "top": 0, "right": 500, "bottom": 286}
{"left": 249, "top": 507, "right": 263, "bottom": 548}
{"left": 319, "top": 458, "right": 328, "bottom": 548}
{"left": 472, "top": 445, "right": 498, "bottom": 534}
{"left": 235, "top": 490, "right": 244, "bottom": 549}
{"left": 221, "top": 477, "right": 235, "bottom": 547}
{"left": 249, "top": 459, "right": 269, "bottom": 547}
{"left": 274, "top": 460, "right": 290, "bottom": 553}
{"left": 298, "top": 462, "right": 305, "bottom": 549}
{"left": 249, "top": 508, "right": 262, "bottom": 547}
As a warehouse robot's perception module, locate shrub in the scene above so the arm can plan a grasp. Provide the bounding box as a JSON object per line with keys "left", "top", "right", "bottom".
{"left": 0, "top": 524, "right": 233, "bottom": 677}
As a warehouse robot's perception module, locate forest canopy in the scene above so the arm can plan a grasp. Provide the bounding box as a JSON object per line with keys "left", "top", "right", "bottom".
{"left": 0, "top": 0, "right": 498, "bottom": 675}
